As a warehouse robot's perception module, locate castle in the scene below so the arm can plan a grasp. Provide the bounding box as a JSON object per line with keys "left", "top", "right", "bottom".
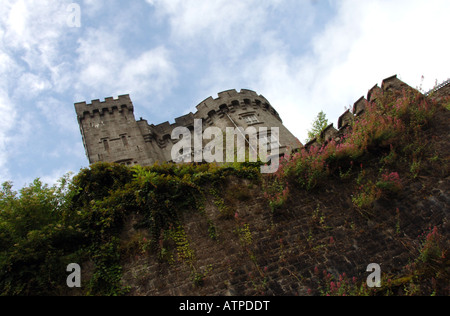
{"left": 75, "top": 89, "right": 302, "bottom": 166}
{"left": 75, "top": 75, "right": 450, "bottom": 167}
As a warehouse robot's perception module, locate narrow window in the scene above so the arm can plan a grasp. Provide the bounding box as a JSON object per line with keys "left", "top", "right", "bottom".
{"left": 103, "top": 139, "right": 109, "bottom": 151}
{"left": 121, "top": 135, "right": 128, "bottom": 146}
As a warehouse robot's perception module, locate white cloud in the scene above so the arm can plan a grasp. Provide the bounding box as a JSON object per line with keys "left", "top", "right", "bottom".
{"left": 0, "top": 92, "right": 15, "bottom": 181}
{"left": 0, "top": 0, "right": 75, "bottom": 182}
{"left": 146, "top": 0, "right": 307, "bottom": 57}
{"left": 37, "top": 97, "right": 78, "bottom": 133}
{"left": 75, "top": 27, "right": 177, "bottom": 105}
{"left": 238, "top": 0, "right": 450, "bottom": 142}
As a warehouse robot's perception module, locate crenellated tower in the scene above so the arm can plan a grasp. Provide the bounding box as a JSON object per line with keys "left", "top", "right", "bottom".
{"left": 74, "top": 89, "right": 303, "bottom": 166}
{"left": 75, "top": 95, "right": 159, "bottom": 166}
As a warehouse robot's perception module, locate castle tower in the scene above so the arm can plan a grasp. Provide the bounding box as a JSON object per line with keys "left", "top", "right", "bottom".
{"left": 192, "top": 89, "right": 302, "bottom": 157}
{"left": 74, "top": 95, "right": 157, "bottom": 166}
{"left": 75, "top": 90, "right": 302, "bottom": 166}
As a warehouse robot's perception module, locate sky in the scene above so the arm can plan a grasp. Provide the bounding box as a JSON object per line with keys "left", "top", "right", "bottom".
{"left": 0, "top": 0, "right": 449, "bottom": 189}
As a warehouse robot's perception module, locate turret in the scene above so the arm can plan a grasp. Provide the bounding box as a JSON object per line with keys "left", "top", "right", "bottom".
{"left": 75, "top": 95, "right": 155, "bottom": 166}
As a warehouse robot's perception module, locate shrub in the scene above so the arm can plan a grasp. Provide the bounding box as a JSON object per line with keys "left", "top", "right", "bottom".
{"left": 0, "top": 178, "right": 82, "bottom": 296}
{"left": 351, "top": 182, "right": 381, "bottom": 209}
{"left": 376, "top": 172, "right": 402, "bottom": 194}
{"left": 418, "top": 226, "right": 445, "bottom": 264}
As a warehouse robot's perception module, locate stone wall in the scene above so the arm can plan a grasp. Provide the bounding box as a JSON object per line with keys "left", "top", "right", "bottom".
{"left": 120, "top": 164, "right": 450, "bottom": 296}
{"left": 120, "top": 101, "right": 450, "bottom": 295}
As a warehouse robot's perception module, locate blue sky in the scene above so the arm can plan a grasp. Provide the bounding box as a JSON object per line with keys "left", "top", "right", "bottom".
{"left": 1, "top": 0, "right": 449, "bottom": 188}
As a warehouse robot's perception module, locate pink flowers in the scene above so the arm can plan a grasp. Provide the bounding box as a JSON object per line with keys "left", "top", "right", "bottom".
{"left": 381, "top": 172, "right": 401, "bottom": 184}
{"left": 376, "top": 171, "right": 402, "bottom": 193}
{"left": 419, "top": 226, "right": 444, "bottom": 263}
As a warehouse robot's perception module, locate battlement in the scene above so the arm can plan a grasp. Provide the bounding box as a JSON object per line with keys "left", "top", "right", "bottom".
{"left": 142, "top": 89, "right": 283, "bottom": 137}
{"left": 306, "top": 75, "right": 424, "bottom": 149}
{"left": 75, "top": 94, "right": 134, "bottom": 119}
{"left": 195, "top": 89, "right": 277, "bottom": 120}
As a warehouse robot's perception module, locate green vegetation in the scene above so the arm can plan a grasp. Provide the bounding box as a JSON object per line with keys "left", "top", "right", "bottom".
{"left": 264, "top": 87, "right": 439, "bottom": 210}
{"left": 0, "top": 86, "right": 448, "bottom": 296}
{"left": 306, "top": 110, "right": 329, "bottom": 142}
{"left": 0, "top": 162, "right": 261, "bottom": 295}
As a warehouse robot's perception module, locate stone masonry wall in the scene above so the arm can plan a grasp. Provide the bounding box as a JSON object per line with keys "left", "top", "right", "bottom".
{"left": 117, "top": 75, "right": 450, "bottom": 296}
{"left": 120, "top": 166, "right": 449, "bottom": 296}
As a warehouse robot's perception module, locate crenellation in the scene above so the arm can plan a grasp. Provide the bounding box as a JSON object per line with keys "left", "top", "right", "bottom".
{"left": 338, "top": 110, "right": 353, "bottom": 129}
{"left": 353, "top": 96, "right": 367, "bottom": 116}
{"left": 217, "top": 89, "right": 239, "bottom": 99}
{"left": 174, "top": 113, "right": 195, "bottom": 126}
{"left": 75, "top": 95, "right": 134, "bottom": 119}
{"left": 304, "top": 75, "right": 433, "bottom": 152}
{"left": 321, "top": 124, "right": 338, "bottom": 142}
{"left": 240, "top": 89, "right": 259, "bottom": 97}
{"left": 77, "top": 75, "right": 437, "bottom": 166}
{"left": 367, "top": 84, "right": 382, "bottom": 102}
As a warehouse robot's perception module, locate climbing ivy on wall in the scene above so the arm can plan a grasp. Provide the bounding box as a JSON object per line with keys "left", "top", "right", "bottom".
{"left": 0, "top": 161, "right": 262, "bottom": 295}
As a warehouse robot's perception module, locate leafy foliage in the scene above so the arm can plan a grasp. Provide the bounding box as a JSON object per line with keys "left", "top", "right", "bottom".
{"left": 0, "top": 162, "right": 261, "bottom": 295}
{"left": 307, "top": 110, "right": 329, "bottom": 142}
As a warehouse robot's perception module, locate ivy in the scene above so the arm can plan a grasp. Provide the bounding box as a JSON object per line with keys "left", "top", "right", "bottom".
{"left": 0, "top": 160, "right": 261, "bottom": 295}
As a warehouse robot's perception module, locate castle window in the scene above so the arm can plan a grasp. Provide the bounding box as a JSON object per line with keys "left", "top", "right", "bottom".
{"left": 102, "top": 139, "right": 109, "bottom": 151}
{"left": 115, "top": 159, "right": 133, "bottom": 166}
{"left": 121, "top": 134, "right": 128, "bottom": 146}
{"left": 162, "top": 134, "right": 172, "bottom": 146}
{"left": 242, "top": 114, "right": 259, "bottom": 124}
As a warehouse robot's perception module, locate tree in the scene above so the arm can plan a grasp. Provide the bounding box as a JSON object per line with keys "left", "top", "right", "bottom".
{"left": 307, "top": 111, "right": 329, "bottom": 142}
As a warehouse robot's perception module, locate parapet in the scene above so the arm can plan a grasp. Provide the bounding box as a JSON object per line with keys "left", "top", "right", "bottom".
{"left": 353, "top": 96, "right": 367, "bottom": 116}
{"left": 75, "top": 94, "right": 134, "bottom": 119}
{"left": 130, "top": 88, "right": 284, "bottom": 144}
{"left": 195, "top": 89, "right": 277, "bottom": 121}
{"left": 305, "top": 75, "right": 426, "bottom": 152}
{"left": 196, "top": 89, "right": 269, "bottom": 110}
{"left": 367, "top": 84, "right": 382, "bottom": 102}
{"left": 381, "top": 75, "right": 412, "bottom": 92}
